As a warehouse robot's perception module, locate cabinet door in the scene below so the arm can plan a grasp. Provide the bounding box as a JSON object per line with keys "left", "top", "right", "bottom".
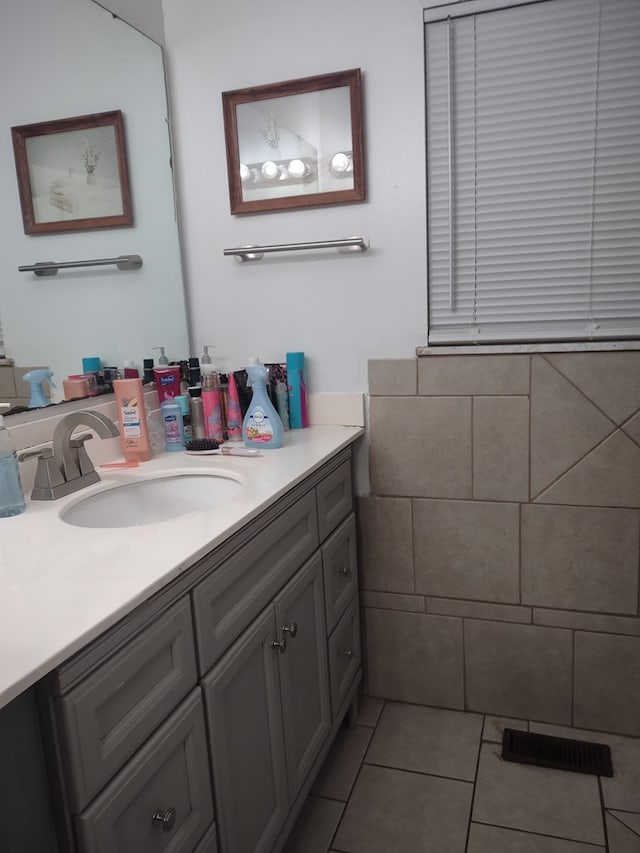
{"left": 203, "top": 607, "right": 288, "bottom": 853}
{"left": 274, "top": 553, "right": 331, "bottom": 804}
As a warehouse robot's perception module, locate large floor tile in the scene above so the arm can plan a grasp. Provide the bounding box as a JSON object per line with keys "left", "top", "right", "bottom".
{"left": 468, "top": 823, "right": 605, "bottom": 852}
{"left": 530, "top": 722, "right": 640, "bottom": 812}
{"left": 607, "top": 813, "right": 640, "bottom": 853}
{"left": 472, "top": 743, "right": 605, "bottom": 844}
{"left": 365, "top": 702, "right": 482, "bottom": 781}
{"left": 312, "top": 725, "right": 373, "bottom": 802}
{"left": 282, "top": 795, "right": 344, "bottom": 853}
{"left": 333, "top": 763, "right": 472, "bottom": 853}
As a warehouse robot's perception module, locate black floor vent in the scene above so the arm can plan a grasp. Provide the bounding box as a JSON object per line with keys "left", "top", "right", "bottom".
{"left": 501, "top": 728, "right": 613, "bottom": 777}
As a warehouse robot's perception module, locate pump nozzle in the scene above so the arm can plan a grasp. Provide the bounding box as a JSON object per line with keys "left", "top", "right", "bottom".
{"left": 202, "top": 346, "right": 215, "bottom": 366}
{"left": 22, "top": 369, "right": 55, "bottom": 409}
{"left": 152, "top": 347, "right": 169, "bottom": 366}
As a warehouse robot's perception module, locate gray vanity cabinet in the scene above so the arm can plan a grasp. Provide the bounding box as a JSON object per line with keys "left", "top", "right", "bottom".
{"left": 39, "top": 447, "right": 360, "bottom": 853}
{"left": 203, "top": 553, "right": 330, "bottom": 853}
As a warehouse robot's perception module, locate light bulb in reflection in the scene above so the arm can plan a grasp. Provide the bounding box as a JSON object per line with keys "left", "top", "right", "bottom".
{"left": 331, "top": 152, "right": 352, "bottom": 174}
{"left": 287, "top": 158, "right": 309, "bottom": 179}
{"left": 261, "top": 160, "right": 279, "bottom": 180}
{"left": 239, "top": 163, "right": 251, "bottom": 182}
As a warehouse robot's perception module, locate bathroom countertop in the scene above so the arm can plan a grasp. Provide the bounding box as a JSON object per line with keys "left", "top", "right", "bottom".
{"left": 0, "top": 425, "right": 363, "bottom": 710}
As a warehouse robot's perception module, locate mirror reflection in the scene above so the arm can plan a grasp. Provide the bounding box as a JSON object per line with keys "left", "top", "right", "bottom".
{"left": 0, "top": 0, "right": 190, "bottom": 410}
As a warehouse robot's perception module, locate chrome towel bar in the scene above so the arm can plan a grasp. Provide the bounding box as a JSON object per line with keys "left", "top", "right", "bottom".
{"left": 223, "top": 236, "right": 369, "bottom": 262}
{"left": 18, "top": 254, "right": 143, "bottom": 276}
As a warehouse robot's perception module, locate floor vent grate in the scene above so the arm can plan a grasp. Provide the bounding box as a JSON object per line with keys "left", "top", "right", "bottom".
{"left": 501, "top": 729, "right": 613, "bottom": 777}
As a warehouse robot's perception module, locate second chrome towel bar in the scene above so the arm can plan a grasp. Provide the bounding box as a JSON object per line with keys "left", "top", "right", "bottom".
{"left": 223, "top": 236, "right": 370, "bottom": 263}
{"left": 18, "top": 254, "right": 143, "bottom": 277}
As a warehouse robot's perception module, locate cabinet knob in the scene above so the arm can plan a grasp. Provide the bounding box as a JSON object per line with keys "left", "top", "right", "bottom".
{"left": 152, "top": 807, "right": 177, "bottom": 833}
{"left": 281, "top": 622, "right": 298, "bottom": 638}
{"left": 271, "top": 637, "right": 288, "bottom": 653}
{"left": 342, "top": 648, "right": 353, "bottom": 657}
{"left": 336, "top": 565, "right": 351, "bottom": 578}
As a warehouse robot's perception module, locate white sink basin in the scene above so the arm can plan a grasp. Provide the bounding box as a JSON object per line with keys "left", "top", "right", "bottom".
{"left": 61, "top": 473, "right": 242, "bottom": 528}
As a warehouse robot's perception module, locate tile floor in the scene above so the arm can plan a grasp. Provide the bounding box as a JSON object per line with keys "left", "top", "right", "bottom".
{"left": 283, "top": 697, "right": 640, "bottom": 853}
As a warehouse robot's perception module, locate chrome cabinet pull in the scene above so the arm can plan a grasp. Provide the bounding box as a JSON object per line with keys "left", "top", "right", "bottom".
{"left": 281, "top": 623, "right": 298, "bottom": 638}
{"left": 336, "top": 565, "right": 351, "bottom": 578}
{"left": 152, "top": 807, "right": 176, "bottom": 833}
{"left": 271, "top": 637, "right": 287, "bottom": 653}
{"left": 342, "top": 648, "right": 353, "bottom": 658}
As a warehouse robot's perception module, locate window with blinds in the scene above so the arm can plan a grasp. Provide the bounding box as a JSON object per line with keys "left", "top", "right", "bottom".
{"left": 424, "top": 0, "right": 640, "bottom": 344}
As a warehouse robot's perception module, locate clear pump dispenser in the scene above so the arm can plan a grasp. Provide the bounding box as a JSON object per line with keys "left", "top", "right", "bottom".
{"left": 0, "top": 404, "right": 25, "bottom": 517}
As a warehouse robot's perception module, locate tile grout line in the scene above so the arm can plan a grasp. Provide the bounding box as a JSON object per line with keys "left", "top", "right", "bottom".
{"left": 598, "top": 776, "right": 610, "bottom": 853}
{"left": 463, "top": 716, "right": 484, "bottom": 852}
{"left": 470, "top": 818, "right": 608, "bottom": 849}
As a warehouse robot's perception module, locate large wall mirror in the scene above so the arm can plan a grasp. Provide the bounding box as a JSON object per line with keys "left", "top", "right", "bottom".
{"left": 0, "top": 0, "right": 190, "bottom": 407}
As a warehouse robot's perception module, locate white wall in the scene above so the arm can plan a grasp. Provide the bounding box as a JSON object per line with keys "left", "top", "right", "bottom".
{"left": 163, "top": 0, "right": 436, "bottom": 392}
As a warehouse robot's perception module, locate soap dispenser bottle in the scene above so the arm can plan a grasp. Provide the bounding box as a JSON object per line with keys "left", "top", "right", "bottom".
{"left": 0, "top": 404, "right": 25, "bottom": 517}
{"left": 242, "top": 358, "right": 284, "bottom": 449}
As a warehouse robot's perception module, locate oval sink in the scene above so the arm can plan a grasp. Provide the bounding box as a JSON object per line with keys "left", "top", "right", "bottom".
{"left": 61, "top": 473, "right": 242, "bottom": 528}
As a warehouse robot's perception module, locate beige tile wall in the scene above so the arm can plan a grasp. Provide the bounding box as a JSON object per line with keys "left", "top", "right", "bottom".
{"left": 363, "top": 352, "right": 640, "bottom": 736}
{"left": 0, "top": 363, "right": 51, "bottom": 408}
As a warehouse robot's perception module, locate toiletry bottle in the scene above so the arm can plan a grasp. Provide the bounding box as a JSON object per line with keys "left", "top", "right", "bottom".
{"left": 160, "top": 399, "right": 185, "bottom": 451}
{"left": 226, "top": 372, "right": 243, "bottom": 440}
{"left": 188, "top": 356, "right": 201, "bottom": 388}
{"left": 153, "top": 347, "right": 169, "bottom": 366}
{"left": 143, "top": 358, "right": 155, "bottom": 384}
{"left": 201, "top": 345, "right": 215, "bottom": 367}
{"left": 112, "top": 378, "right": 151, "bottom": 462}
{"left": 176, "top": 395, "right": 193, "bottom": 442}
{"left": 188, "top": 388, "right": 206, "bottom": 439}
{"left": 22, "top": 369, "right": 56, "bottom": 409}
{"left": 146, "top": 408, "right": 166, "bottom": 456}
{"left": 153, "top": 365, "right": 181, "bottom": 405}
{"left": 123, "top": 360, "right": 139, "bottom": 379}
{"left": 276, "top": 381, "right": 290, "bottom": 430}
{"left": 286, "top": 352, "right": 309, "bottom": 428}
{"left": 201, "top": 367, "right": 224, "bottom": 442}
{"left": 0, "top": 404, "right": 25, "bottom": 517}
{"left": 242, "top": 358, "right": 284, "bottom": 449}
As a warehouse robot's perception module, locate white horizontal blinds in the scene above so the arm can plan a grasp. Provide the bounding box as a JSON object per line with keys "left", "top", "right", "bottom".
{"left": 426, "top": 0, "right": 640, "bottom": 344}
{"left": 590, "top": 0, "right": 640, "bottom": 337}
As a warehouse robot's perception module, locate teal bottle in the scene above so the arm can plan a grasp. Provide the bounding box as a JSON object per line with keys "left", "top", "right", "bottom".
{"left": 242, "top": 358, "right": 284, "bottom": 449}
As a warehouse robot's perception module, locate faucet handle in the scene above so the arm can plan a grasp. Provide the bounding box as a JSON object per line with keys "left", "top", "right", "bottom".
{"left": 18, "top": 447, "right": 53, "bottom": 462}
{"left": 70, "top": 433, "right": 97, "bottom": 477}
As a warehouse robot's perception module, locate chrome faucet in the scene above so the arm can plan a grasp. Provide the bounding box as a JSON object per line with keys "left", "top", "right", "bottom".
{"left": 19, "top": 411, "right": 120, "bottom": 500}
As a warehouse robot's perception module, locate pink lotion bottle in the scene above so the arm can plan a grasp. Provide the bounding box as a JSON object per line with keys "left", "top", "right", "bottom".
{"left": 201, "top": 367, "right": 224, "bottom": 442}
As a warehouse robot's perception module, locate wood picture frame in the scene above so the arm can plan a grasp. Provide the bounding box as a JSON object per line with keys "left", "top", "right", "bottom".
{"left": 222, "top": 68, "right": 365, "bottom": 215}
{"left": 11, "top": 110, "right": 133, "bottom": 234}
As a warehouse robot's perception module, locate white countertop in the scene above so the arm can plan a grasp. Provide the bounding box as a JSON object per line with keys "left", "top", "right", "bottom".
{"left": 0, "top": 425, "right": 363, "bottom": 710}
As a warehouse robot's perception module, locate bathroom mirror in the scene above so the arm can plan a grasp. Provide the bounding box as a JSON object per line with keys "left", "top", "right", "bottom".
{"left": 0, "top": 0, "right": 190, "bottom": 406}
{"left": 223, "top": 68, "right": 365, "bottom": 214}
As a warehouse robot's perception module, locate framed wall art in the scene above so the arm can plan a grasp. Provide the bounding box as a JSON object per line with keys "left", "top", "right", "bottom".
{"left": 222, "top": 68, "right": 365, "bottom": 215}
{"left": 11, "top": 110, "right": 133, "bottom": 234}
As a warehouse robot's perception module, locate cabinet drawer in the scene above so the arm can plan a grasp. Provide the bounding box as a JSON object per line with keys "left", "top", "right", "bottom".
{"left": 322, "top": 513, "right": 358, "bottom": 635}
{"left": 75, "top": 689, "right": 214, "bottom": 853}
{"left": 59, "top": 598, "right": 197, "bottom": 811}
{"left": 193, "top": 490, "right": 318, "bottom": 673}
{"left": 316, "top": 461, "right": 352, "bottom": 541}
{"left": 328, "top": 598, "right": 361, "bottom": 719}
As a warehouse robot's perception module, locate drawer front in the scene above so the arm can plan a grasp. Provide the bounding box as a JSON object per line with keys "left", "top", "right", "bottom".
{"left": 193, "top": 490, "right": 318, "bottom": 673}
{"left": 328, "top": 598, "right": 361, "bottom": 719}
{"left": 316, "top": 461, "right": 353, "bottom": 542}
{"left": 321, "top": 513, "right": 358, "bottom": 635}
{"left": 59, "top": 598, "right": 197, "bottom": 811}
{"left": 75, "top": 689, "right": 214, "bottom": 853}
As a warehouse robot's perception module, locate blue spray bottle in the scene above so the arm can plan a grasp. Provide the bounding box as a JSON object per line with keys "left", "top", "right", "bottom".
{"left": 242, "top": 358, "right": 284, "bottom": 449}
{"left": 22, "top": 369, "right": 56, "bottom": 408}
